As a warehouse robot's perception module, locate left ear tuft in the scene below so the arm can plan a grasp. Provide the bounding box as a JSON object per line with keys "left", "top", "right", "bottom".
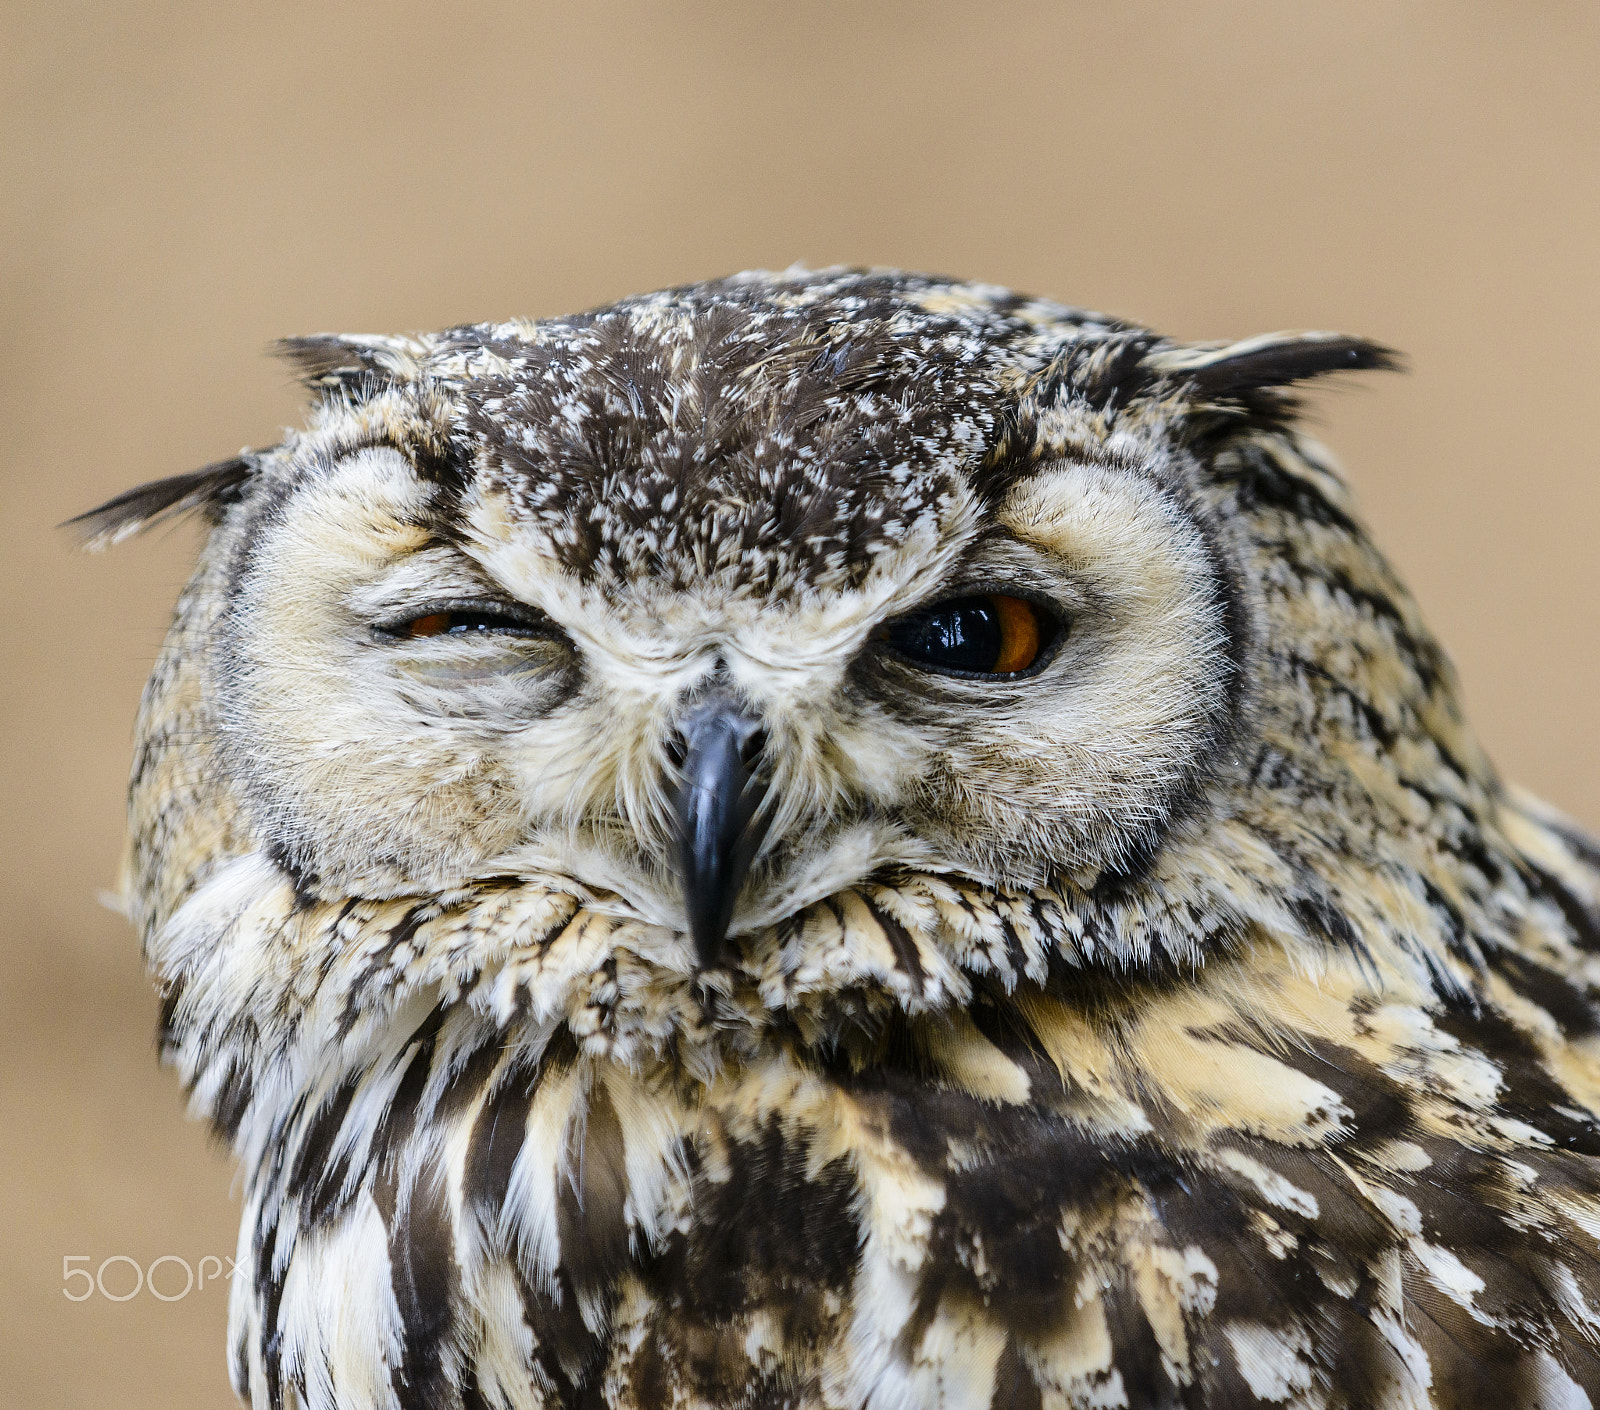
{"left": 1142, "top": 331, "right": 1403, "bottom": 399}
{"left": 63, "top": 455, "right": 255, "bottom": 549}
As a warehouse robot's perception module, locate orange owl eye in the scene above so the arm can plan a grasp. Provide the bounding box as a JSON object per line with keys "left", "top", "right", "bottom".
{"left": 403, "top": 612, "right": 452, "bottom": 638}
{"left": 883, "top": 593, "right": 1059, "bottom": 676}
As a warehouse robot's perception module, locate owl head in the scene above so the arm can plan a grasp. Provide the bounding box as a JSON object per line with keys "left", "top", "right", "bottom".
{"left": 88, "top": 268, "right": 1464, "bottom": 1055}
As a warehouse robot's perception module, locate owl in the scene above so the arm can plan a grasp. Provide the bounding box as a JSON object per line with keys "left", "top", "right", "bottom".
{"left": 82, "top": 268, "right": 1600, "bottom": 1410}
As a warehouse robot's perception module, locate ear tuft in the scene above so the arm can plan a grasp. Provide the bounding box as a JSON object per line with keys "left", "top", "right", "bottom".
{"left": 1142, "top": 331, "right": 1403, "bottom": 399}
{"left": 272, "top": 333, "right": 424, "bottom": 395}
{"left": 64, "top": 455, "right": 255, "bottom": 550}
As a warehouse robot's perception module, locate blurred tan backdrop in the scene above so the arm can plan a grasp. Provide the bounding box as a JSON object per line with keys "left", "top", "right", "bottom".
{"left": 3, "top": 3, "right": 1597, "bottom": 1405}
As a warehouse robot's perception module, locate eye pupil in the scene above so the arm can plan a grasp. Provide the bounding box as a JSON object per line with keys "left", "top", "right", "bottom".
{"left": 884, "top": 594, "right": 1052, "bottom": 676}
{"left": 890, "top": 597, "right": 1002, "bottom": 672}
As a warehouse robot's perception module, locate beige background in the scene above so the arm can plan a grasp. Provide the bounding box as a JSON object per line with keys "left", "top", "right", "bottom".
{"left": 3, "top": 4, "right": 1597, "bottom": 1405}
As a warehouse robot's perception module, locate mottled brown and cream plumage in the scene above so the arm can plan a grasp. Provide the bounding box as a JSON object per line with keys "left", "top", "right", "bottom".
{"left": 86, "top": 268, "right": 1600, "bottom": 1408}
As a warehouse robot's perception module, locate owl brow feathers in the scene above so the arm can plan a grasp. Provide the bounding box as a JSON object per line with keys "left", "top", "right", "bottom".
{"left": 970, "top": 328, "right": 1402, "bottom": 503}
{"left": 71, "top": 324, "right": 1399, "bottom": 554}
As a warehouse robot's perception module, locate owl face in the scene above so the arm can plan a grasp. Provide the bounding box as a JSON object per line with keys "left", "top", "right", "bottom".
{"left": 171, "top": 273, "right": 1277, "bottom": 973}
{"left": 87, "top": 269, "right": 1391, "bottom": 984}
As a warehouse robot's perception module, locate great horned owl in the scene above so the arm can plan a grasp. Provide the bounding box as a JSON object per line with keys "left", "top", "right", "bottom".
{"left": 84, "top": 269, "right": 1600, "bottom": 1409}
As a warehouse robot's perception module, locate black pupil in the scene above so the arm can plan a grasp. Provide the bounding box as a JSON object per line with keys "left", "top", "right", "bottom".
{"left": 886, "top": 597, "right": 1001, "bottom": 673}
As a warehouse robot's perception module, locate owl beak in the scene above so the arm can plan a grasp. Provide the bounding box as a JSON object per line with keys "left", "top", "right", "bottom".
{"left": 673, "top": 698, "right": 769, "bottom": 971}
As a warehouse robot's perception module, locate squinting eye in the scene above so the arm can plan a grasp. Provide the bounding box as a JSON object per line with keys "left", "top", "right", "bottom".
{"left": 883, "top": 594, "right": 1057, "bottom": 676}
{"left": 390, "top": 607, "right": 544, "bottom": 639}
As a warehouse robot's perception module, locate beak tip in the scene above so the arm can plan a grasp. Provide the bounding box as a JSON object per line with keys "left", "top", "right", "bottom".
{"left": 686, "top": 904, "right": 731, "bottom": 973}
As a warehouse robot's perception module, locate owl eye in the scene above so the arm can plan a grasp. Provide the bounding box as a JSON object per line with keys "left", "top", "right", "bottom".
{"left": 380, "top": 605, "right": 548, "bottom": 640}
{"left": 883, "top": 594, "right": 1058, "bottom": 677}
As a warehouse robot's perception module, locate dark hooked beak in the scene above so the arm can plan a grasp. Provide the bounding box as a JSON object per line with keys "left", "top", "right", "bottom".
{"left": 673, "top": 698, "right": 768, "bottom": 970}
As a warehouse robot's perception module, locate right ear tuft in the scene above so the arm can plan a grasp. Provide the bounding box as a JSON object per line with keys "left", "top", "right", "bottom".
{"left": 63, "top": 455, "right": 255, "bottom": 550}
{"left": 271, "top": 333, "right": 424, "bottom": 396}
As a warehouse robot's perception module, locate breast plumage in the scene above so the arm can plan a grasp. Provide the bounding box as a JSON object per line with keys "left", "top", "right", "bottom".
{"left": 84, "top": 268, "right": 1600, "bottom": 1409}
